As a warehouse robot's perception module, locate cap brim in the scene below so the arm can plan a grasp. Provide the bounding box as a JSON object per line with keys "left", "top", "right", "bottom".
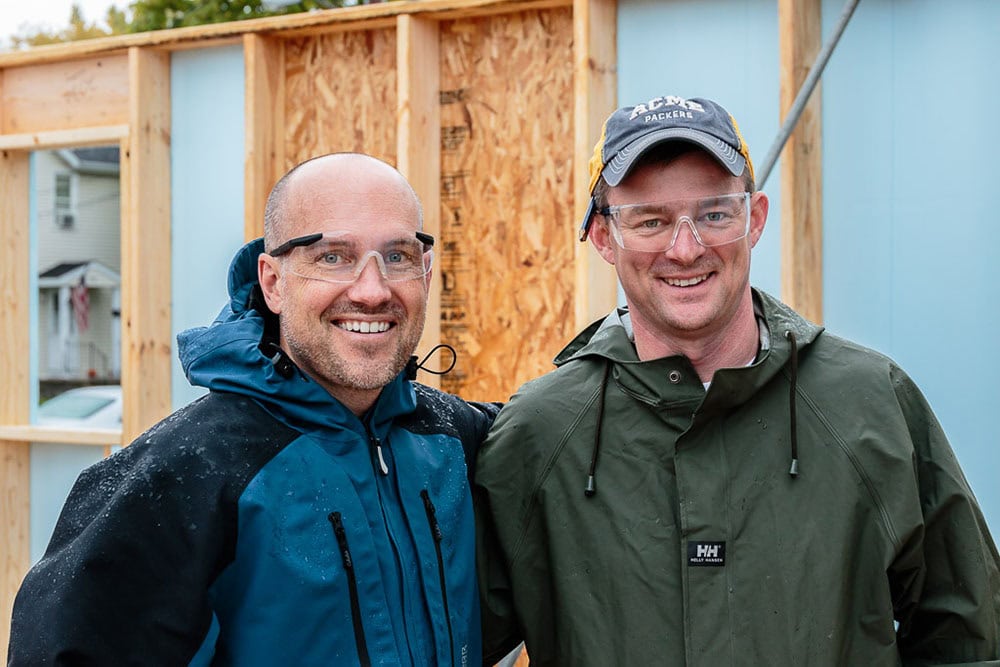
{"left": 603, "top": 127, "right": 746, "bottom": 187}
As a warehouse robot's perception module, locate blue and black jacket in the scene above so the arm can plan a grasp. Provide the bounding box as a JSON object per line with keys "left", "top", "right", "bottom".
{"left": 8, "top": 239, "right": 495, "bottom": 666}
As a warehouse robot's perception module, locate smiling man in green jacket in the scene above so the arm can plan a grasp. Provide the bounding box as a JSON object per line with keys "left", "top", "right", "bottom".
{"left": 475, "top": 95, "right": 1000, "bottom": 666}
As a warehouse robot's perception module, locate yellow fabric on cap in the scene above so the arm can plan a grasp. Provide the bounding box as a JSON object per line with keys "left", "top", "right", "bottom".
{"left": 729, "top": 113, "right": 755, "bottom": 185}
{"left": 588, "top": 119, "right": 609, "bottom": 194}
{"left": 587, "top": 112, "right": 754, "bottom": 195}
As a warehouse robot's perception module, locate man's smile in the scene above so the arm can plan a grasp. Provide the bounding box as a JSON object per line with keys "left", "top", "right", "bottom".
{"left": 663, "top": 273, "right": 711, "bottom": 287}
{"left": 335, "top": 319, "right": 394, "bottom": 334}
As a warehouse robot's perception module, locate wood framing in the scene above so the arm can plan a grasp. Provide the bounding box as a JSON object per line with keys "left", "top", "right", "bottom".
{"left": 0, "top": 0, "right": 570, "bottom": 69}
{"left": 243, "top": 33, "right": 284, "bottom": 241}
{"left": 0, "top": 55, "right": 129, "bottom": 134}
{"left": 396, "top": 15, "right": 442, "bottom": 385}
{"left": 120, "top": 47, "right": 173, "bottom": 442}
{"left": 0, "top": 0, "right": 616, "bottom": 656}
{"left": 0, "top": 124, "right": 129, "bottom": 151}
{"left": 0, "top": 152, "right": 34, "bottom": 430}
{"left": 0, "top": 426, "right": 120, "bottom": 447}
{"left": 573, "top": 0, "right": 618, "bottom": 329}
{"left": 778, "top": 0, "right": 824, "bottom": 324}
{"left": 0, "top": 150, "right": 31, "bottom": 658}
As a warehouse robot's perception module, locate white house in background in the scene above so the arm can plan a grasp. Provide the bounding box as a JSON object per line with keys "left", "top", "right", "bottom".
{"left": 35, "top": 147, "right": 121, "bottom": 383}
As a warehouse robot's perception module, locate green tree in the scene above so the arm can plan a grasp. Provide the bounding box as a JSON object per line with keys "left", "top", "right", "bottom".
{"left": 123, "top": 0, "right": 347, "bottom": 32}
{"left": 127, "top": 0, "right": 266, "bottom": 32}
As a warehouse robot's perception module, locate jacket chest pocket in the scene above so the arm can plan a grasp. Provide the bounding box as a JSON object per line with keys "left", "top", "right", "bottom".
{"left": 328, "top": 511, "right": 373, "bottom": 667}
{"left": 420, "top": 489, "right": 457, "bottom": 666}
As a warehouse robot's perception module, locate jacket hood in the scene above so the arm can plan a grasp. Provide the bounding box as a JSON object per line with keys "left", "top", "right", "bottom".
{"left": 176, "top": 238, "right": 417, "bottom": 433}
{"left": 554, "top": 289, "right": 825, "bottom": 483}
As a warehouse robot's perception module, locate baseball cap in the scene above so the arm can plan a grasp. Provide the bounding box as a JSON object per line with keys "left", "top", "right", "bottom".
{"left": 580, "top": 95, "right": 754, "bottom": 240}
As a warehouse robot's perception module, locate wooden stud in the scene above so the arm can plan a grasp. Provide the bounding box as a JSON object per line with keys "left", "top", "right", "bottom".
{"left": 0, "top": 0, "right": 571, "bottom": 70}
{"left": 0, "top": 426, "right": 120, "bottom": 447}
{"left": 277, "top": 17, "right": 398, "bottom": 40}
{"left": 396, "top": 15, "right": 442, "bottom": 388}
{"left": 244, "top": 34, "right": 285, "bottom": 242}
{"left": 0, "top": 125, "right": 129, "bottom": 151}
{"left": 778, "top": 0, "right": 823, "bottom": 324}
{"left": 573, "top": 0, "right": 618, "bottom": 330}
{"left": 120, "top": 47, "right": 173, "bottom": 442}
{"left": 0, "top": 55, "right": 129, "bottom": 135}
{"left": 0, "top": 149, "right": 31, "bottom": 664}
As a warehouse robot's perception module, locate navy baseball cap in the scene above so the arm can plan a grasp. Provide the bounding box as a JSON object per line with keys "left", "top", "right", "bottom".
{"left": 580, "top": 95, "right": 754, "bottom": 240}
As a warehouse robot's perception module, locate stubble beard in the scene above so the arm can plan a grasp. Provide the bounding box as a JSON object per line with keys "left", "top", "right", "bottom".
{"left": 282, "top": 304, "right": 426, "bottom": 393}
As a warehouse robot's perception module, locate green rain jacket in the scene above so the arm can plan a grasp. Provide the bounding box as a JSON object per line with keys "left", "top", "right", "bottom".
{"left": 476, "top": 289, "right": 1000, "bottom": 666}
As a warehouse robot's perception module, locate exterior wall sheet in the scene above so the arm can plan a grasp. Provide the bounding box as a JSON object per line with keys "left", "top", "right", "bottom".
{"left": 283, "top": 29, "right": 398, "bottom": 169}
{"left": 438, "top": 8, "right": 576, "bottom": 402}
{"left": 170, "top": 45, "right": 248, "bottom": 411}
{"left": 821, "top": 0, "right": 1000, "bottom": 530}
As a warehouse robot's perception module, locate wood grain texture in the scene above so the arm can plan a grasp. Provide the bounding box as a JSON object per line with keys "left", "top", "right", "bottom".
{"left": 121, "top": 47, "right": 173, "bottom": 442}
{"left": 397, "top": 15, "right": 443, "bottom": 388}
{"left": 244, "top": 34, "right": 285, "bottom": 241}
{"left": 0, "top": 426, "right": 121, "bottom": 446}
{"left": 438, "top": 7, "right": 575, "bottom": 402}
{"left": 283, "top": 28, "right": 398, "bottom": 169}
{"left": 0, "top": 149, "right": 31, "bottom": 664}
{"left": 573, "top": 0, "right": 618, "bottom": 330}
{"left": 0, "top": 55, "right": 129, "bottom": 134}
{"left": 0, "top": 0, "right": 571, "bottom": 69}
{"left": 0, "top": 125, "right": 128, "bottom": 151}
{"left": 778, "top": 0, "right": 823, "bottom": 324}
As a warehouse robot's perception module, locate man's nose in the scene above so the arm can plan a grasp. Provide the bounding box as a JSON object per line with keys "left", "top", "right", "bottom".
{"left": 346, "top": 255, "right": 392, "bottom": 304}
{"left": 665, "top": 217, "right": 706, "bottom": 262}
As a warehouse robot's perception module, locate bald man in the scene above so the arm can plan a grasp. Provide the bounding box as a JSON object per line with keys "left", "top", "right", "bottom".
{"left": 10, "top": 153, "right": 495, "bottom": 666}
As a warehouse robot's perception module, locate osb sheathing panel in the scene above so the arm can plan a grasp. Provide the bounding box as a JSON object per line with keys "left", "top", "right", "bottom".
{"left": 283, "top": 29, "right": 398, "bottom": 170}
{"left": 1, "top": 55, "right": 129, "bottom": 134}
{"left": 439, "top": 8, "right": 575, "bottom": 402}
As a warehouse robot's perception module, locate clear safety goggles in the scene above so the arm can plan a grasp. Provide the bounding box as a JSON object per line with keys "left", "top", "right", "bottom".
{"left": 268, "top": 230, "right": 434, "bottom": 283}
{"left": 601, "top": 192, "right": 751, "bottom": 253}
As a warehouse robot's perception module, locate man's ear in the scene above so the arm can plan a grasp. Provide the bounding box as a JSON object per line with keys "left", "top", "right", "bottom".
{"left": 258, "top": 254, "right": 284, "bottom": 315}
{"left": 588, "top": 218, "right": 617, "bottom": 266}
{"left": 748, "top": 191, "right": 769, "bottom": 248}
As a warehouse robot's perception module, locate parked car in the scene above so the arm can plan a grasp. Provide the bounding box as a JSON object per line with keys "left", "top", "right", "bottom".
{"left": 31, "top": 385, "right": 122, "bottom": 564}
{"left": 37, "top": 385, "right": 122, "bottom": 429}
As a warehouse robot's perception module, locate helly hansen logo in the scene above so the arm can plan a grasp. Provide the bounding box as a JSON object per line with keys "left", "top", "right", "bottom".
{"left": 687, "top": 541, "right": 726, "bottom": 567}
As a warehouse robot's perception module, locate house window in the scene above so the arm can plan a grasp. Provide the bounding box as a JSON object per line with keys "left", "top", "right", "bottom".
{"left": 55, "top": 173, "right": 75, "bottom": 229}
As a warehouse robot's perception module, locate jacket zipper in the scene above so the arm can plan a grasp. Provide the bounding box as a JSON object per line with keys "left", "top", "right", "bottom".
{"left": 328, "top": 512, "right": 372, "bottom": 667}
{"left": 420, "top": 489, "right": 456, "bottom": 666}
{"left": 364, "top": 419, "right": 389, "bottom": 476}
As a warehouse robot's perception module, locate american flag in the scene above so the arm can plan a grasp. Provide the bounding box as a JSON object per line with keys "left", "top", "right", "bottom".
{"left": 71, "top": 276, "right": 89, "bottom": 332}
